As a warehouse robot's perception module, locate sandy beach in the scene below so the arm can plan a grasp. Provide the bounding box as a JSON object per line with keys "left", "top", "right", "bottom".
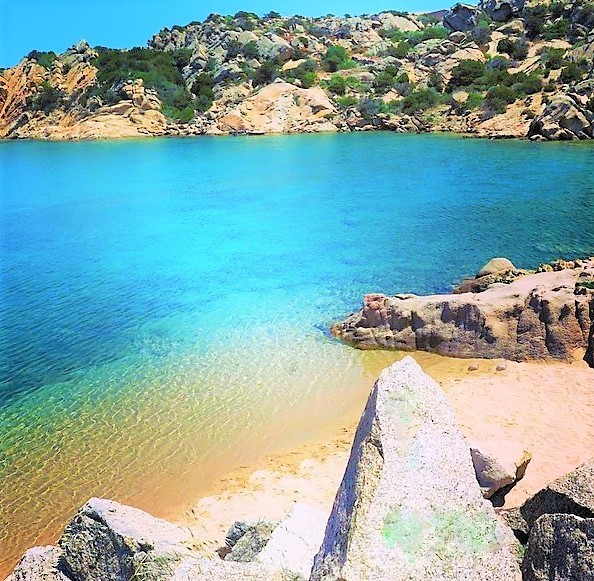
{"left": 182, "top": 350, "right": 594, "bottom": 552}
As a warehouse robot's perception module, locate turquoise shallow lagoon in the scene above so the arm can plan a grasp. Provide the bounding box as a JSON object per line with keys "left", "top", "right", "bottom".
{"left": 1, "top": 132, "right": 594, "bottom": 571}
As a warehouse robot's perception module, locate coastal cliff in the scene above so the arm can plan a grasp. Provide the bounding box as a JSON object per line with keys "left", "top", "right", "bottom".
{"left": 1, "top": 0, "right": 593, "bottom": 140}
{"left": 332, "top": 257, "right": 594, "bottom": 365}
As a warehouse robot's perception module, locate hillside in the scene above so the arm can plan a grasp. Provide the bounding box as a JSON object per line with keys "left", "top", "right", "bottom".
{"left": 0, "top": 0, "right": 593, "bottom": 140}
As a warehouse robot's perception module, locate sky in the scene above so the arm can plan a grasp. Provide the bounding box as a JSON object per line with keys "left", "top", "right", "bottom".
{"left": 0, "top": 0, "right": 447, "bottom": 68}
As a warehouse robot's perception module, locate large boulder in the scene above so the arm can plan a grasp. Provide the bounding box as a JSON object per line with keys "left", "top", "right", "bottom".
{"left": 480, "top": 0, "right": 526, "bottom": 22}
{"left": 57, "top": 497, "right": 199, "bottom": 579}
{"left": 529, "top": 94, "right": 594, "bottom": 141}
{"left": 520, "top": 458, "right": 594, "bottom": 529}
{"left": 476, "top": 257, "right": 516, "bottom": 277}
{"left": 310, "top": 357, "right": 521, "bottom": 580}
{"left": 521, "top": 514, "right": 594, "bottom": 581}
{"left": 332, "top": 259, "right": 594, "bottom": 365}
{"left": 443, "top": 3, "right": 481, "bottom": 32}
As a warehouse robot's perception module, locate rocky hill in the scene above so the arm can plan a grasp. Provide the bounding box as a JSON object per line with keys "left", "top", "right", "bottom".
{"left": 1, "top": 0, "right": 593, "bottom": 140}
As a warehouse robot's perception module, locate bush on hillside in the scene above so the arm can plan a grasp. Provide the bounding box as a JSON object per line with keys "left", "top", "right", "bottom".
{"left": 27, "top": 50, "right": 57, "bottom": 70}
{"left": 32, "top": 81, "right": 63, "bottom": 114}
{"left": 90, "top": 47, "right": 195, "bottom": 119}
{"left": 448, "top": 60, "right": 487, "bottom": 89}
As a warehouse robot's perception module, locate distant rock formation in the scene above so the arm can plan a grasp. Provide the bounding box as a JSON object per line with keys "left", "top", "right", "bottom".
{"left": 2, "top": 1, "right": 594, "bottom": 141}
{"left": 332, "top": 258, "right": 594, "bottom": 366}
{"left": 311, "top": 357, "right": 521, "bottom": 580}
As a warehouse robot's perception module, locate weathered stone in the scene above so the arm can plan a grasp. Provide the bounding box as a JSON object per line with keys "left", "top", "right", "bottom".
{"left": 58, "top": 497, "right": 199, "bottom": 580}
{"left": 6, "top": 546, "right": 69, "bottom": 581}
{"left": 332, "top": 259, "right": 594, "bottom": 365}
{"left": 498, "top": 507, "right": 529, "bottom": 544}
{"left": 521, "top": 514, "right": 594, "bottom": 581}
{"left": 310, "top": 357, "right": 521, "bottom": 580}
{"left": 529, "top": 94, "right": 594, "bottom": 141}
{"left": 476, "top": 257, "right": 517, "bottom": 278}
{"left": 225, "top": 520, "right": 278, "bottom": 562}
{"left": 256, "top": 503, "right": 327, "bottom": 579}
{"left": 471, "top": 442, "right": 532, "bottom": 499}
{"left": 443, "top": 3, "right": 480, "bottom": 32}
{"left": 480, "top": 0, "right": 526, "bottom": 22}
{"left": 520, "top": 458, "right": 594, "bottom": 529}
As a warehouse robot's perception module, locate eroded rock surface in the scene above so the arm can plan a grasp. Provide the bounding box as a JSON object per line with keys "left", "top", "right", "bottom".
{"left": 520, "top": 458, "right": 594, "bottom": 529}
{"left": 310, "top": 357, "right": 521, "bottom": 580}
{"left": 332, "top": 259, "right": 594, "bottom": 365}
{"left": 522, "top": 514, "right": 594, "bottom": 581}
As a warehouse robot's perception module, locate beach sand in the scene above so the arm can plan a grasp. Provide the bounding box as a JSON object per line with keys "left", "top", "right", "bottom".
{"left": 182, "top": 350, "right": 594, "bottom": 552}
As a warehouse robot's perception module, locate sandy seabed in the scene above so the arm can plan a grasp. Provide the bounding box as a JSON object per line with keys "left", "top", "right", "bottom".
{"left": 181, "top": 350, "right": 594, "bottom": 552}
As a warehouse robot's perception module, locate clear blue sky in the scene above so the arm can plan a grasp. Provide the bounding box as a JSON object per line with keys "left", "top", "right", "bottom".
{"left": 0, "top": 0, "right": 448, "bottom": 68}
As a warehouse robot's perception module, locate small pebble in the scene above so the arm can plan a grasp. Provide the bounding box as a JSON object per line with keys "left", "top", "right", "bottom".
{"left": 468, "top": 363, "right": 479, "bottom": 372}
{"left": 496, "top": 363, "right": 507, "bottom": 372}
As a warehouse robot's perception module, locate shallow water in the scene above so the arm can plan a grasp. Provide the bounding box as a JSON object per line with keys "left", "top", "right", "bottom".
{"left": 1, "top": 133, "right": 593, "bottom": 572}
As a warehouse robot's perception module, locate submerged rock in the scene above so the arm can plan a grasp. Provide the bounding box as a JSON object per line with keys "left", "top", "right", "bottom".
{"left": 310, "top": 357, "right": 521, "bottom": 580}
{"left": 332, "top": 259, "right": 594, "bottom": 365}
{"left": 522, "top": 514, "right": 594, "bottom": 581}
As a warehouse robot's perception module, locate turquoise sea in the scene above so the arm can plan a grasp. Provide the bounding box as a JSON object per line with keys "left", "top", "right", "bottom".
{"left": 1, "top": 132, "right": 594, "bottom": 572}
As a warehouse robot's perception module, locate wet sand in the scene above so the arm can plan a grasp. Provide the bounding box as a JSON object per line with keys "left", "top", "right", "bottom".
{"left": 182, "top": 350, "right": 594, "bottom": 551}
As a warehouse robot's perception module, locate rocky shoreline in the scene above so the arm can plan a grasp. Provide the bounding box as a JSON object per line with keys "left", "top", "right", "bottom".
{"left": 1, "top": 1, "right": 594, "bottom": 141}
{"left": 7, "top": 356, "right": 594, "bottom": 580}
{"left": 332, "top": 257, "right": 594, "bottom": 367}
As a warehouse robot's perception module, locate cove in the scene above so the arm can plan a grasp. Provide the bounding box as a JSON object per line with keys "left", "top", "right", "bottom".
{"left": 1, "top": 132, "right": 593, "bottom": 573}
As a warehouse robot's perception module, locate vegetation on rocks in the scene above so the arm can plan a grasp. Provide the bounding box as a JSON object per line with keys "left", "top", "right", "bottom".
{"left": 2, "top": 0, "right": 594, "bottom": 139}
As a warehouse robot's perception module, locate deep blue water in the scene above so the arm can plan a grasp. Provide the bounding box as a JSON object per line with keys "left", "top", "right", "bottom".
{"left": 1, "top": 132, "right": 593, "bottom": 570}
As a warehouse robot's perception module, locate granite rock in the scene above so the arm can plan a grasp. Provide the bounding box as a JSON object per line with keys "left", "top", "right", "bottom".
{"left": 310, "top": 357, "right": 521, "bottom": 580}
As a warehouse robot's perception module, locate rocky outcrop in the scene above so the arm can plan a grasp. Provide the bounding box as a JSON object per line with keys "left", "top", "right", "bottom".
{"left": 480, "top": 0, "right": 526, "bottom": 22}
{"left": 332, "top": 259, "right": 594, "bottom": 365}
{"left": 522, "top": 514, "right": 594, "bottom": 581}
{"left": 7, "top": 547, "right": 69, "bottom": 581}
{"left": 443, "top": 3, "right": 481, "bottom": 32}
{"left": 214, "top": 80, "right": 337, "bottom": 134}
{"left": 310, "top": 357, "right": 521, "bottom": 580}
{"left": 520, "top": 458, "right": 594, "bottom": 530}
{"left": 529, "top": 94, "right": 594, "bottom": 141}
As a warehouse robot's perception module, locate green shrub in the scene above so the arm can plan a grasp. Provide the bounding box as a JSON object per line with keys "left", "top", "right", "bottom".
{"left": 543, "top": 18, "right": 569, "bottom": 40}
{"left": 243, "top": 41, "right": 260, "bottom": 60}
{"left": 190, "top": 73, "right": 216, "bottom": 111}
{"left": 252, "top": 61, "right": 279, "bottom": 85}
{"left": 485, "top": 85, "right": 516, "bottom": 113}
{"left": 27, "top": 50, "right": 57, "bottom": 69}
{"left": 327, "top": 74, "right": 347, "bottom": 95}
{"left": 399, "top": 88, "right": 444, "bottom": 114}
{"left": 32, "top": 80, "right": 63, "bottom": 113}
{"left": 389, "top": 41, "right": 411, "bottom": 58}
{"left": 282, "top": 59, "right": 318, "bottom": 88}
{"left": 336, "top": 95, "right": 358, "bottom": 109}
{"left": 448, "top": 60, "right": 487, "bottom": 89}
{"left": 497, "top": 38, "right": 528, "bottom": 60}
{"left": 322, "top": 45, "right": 350, "bottom": 72}
{"left": 91, "top": 47, "right": 195, "bottom": 117}
{"left": 560, "top": 61, "right": 586, "bottom": 83}
{"left": 543, "top": 48, "right": 567, "bottom": 70}
{"left": 466, "top": 92, "right": 484, "bottom": 110}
